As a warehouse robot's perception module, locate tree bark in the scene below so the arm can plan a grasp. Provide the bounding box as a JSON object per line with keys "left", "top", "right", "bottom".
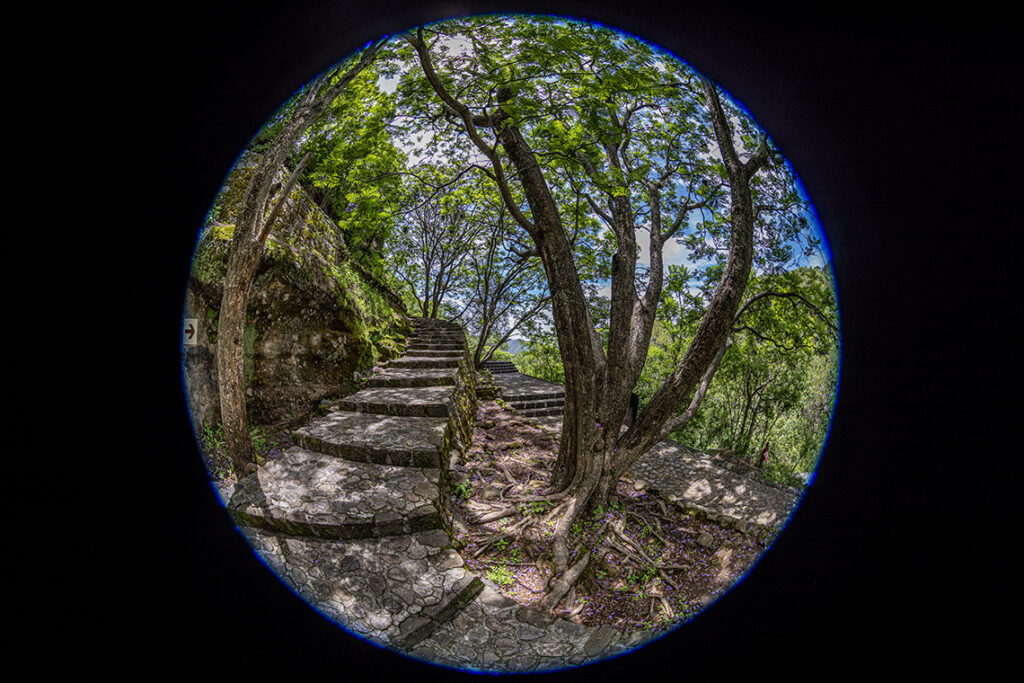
{"left": 407, "top": 29, "right": 771, "bottom": 582}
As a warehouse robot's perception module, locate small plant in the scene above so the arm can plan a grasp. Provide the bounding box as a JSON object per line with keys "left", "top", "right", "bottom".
{"left": 198, "top": 421, "right": 284, "bottom": 477}
{"left": 486, "top": 563, "right": 514, "bottom": 587}
{"left": 199, "top": 421, "right": 226, "bottom": 455}
{"left": 454, "top": 481, "right": 473, "bottom": 500}
{"left": 521, "top": 500, "right": 551, "bottom": 516}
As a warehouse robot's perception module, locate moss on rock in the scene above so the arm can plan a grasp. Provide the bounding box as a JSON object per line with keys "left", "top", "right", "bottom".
{"left": 182, "top": 155, "right": 408, "bottom": 430}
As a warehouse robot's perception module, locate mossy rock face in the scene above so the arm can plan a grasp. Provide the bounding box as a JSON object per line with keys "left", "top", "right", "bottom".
{"left": 182, "top": 155, "right": 406, "bottom": 430}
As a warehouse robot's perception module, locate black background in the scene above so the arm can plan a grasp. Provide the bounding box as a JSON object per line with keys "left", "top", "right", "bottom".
{"left": 122, "top": 1, "right": 1017, "bottom": 678}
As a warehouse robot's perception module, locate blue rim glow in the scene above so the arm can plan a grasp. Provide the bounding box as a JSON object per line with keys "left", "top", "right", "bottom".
{"left": 181, "top": 11, "right": 842, "bottom": 673}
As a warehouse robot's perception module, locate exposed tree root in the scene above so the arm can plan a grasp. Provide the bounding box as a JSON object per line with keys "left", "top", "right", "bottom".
{"left": 627, "top": 510, "right": 673, "bottom": 550}
{"left": 657, "top": 595, "right": 674, "bottom": 618}
{"left": 470, "top": 505, "right": 518, "bottom": 524}
{"left": 606, "top": 521, "right": 680, "bottom": 591}
{"left": 457, "top": 399, "right": 767, "bottom": 633}
{"left": 537, "top": 550, "right": 591, "bottom": 612}
{"left": 470, "top": 515, "right": 534, "bottom": 558}
{"left": 513, "top": 491, "right": 569, "bottom": 504}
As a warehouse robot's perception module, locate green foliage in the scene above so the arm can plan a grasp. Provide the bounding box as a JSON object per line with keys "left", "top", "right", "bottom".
{"left": 454, "top": 480, "right": 473, "bottom": 500}
{"left": 300, "top": 67, "right": 406, "bottom": 268}
{"left": 486, "top": 563, "right": 514, "bottom": 587}
{"left": 653, "top": 266, "right": 839, "bottom": 483}
{"left": 199, "top": 420, "right": 282, "bottom": 479}
{"left": 512, "top": 330, "right": 565, "bottom": 384}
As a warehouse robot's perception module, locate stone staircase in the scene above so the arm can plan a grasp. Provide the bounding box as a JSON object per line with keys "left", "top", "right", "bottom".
{"left": 498, "top": 378, "right": 566, "bottom": 418}
{"left": 218, "top": 317, "right": 661, "bottom": 670}
{"left": 223, "top": 316, "right": 484, "bottom": 651}
{"left": 483, "top": 359, "right": 518, "bottom": 374}
{"left": 480, "top": 362, "right": 567, "bottom": 418}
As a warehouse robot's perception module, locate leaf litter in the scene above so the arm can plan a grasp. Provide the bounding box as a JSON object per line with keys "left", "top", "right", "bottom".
{"left": 452, "top": 400, "right": 770, "bottom": 635}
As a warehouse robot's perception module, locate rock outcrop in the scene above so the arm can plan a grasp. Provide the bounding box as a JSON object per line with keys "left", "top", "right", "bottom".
{"left": 181, "top": 154, "right": 408, "bottom": 432}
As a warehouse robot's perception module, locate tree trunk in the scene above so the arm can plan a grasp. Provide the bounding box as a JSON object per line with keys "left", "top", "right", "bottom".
{"left": 214, "top": 41, "right": 382, "bottom": 478}
{"left": 406, "top": 31, "right": 769, "bottom": 590}
{"left": 218, "top": 251, "right": 261, "bottom": 477}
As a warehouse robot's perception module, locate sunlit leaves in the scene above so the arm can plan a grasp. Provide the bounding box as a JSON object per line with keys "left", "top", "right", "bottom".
{"left": 299, "top": 67, "right": 406, "bottom": 266}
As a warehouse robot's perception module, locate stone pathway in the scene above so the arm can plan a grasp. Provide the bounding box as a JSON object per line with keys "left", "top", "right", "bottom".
{"left": 215, "top": 327, "right": 801, "bottom": 673}
{"left": 628, "top": 441, "right": 799, "bottom": 531}
{"left": 215, "top": 318, "right": 651, "bottom": 672}
{"left": 492, "top": 371, "right": 799, "bottom": 533}
{"left": 491, "top": 370, "right": 566, "bottom": 418}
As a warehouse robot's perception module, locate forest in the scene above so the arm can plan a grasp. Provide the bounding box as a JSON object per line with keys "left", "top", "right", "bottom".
{"left": 204, "top": 14, "right": 840, "bottom": 623}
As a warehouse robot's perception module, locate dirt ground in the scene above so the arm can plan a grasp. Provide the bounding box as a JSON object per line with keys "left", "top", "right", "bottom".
{"left": 451, "top": 400, "right": 770, "bottom": 634}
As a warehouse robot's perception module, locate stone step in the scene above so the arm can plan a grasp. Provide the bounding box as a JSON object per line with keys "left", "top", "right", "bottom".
{"left": 405, "top": 348, "right": 465, "bottom": 358}
{"left": 408, "top": 323, "right": 463, "bottom": 333}
{"left": 409, "top": 317, "right": 460, "bottom": 324}
{"left": 226, "top": 446, "right": 443, "bottom": 539}
{"left": 240, "top": 526, "right": 484, "bottom": 651}
{"left": 514, "top": 406, "right": 565, "bottom": 417}
{"left": 508, "top": 398, "right": 565, "bottom": 410}
{"left": 332, "top": 385, "right": 455, "bottom": 417}
{"left": 293, "top": 411, "right": 449, "bottom": 467}
{"left": 389, "top": 356, "right": 463, "bottom": 370}
{"left": 502, "top": 390, "right": 565, "bottom": 402}
{"left": 408, "top": 333, "right": 462, "bottom": 340}
{"left": 407, "top": 341, "right": 464, "bottom": 350}
{"left": 366, "top": 367, "right": 459, "bottom": 388}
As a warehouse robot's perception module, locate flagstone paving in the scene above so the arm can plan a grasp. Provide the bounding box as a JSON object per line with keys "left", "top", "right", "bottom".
{"left": 216, "top": 317, "right": 802, "bottom": 673}
{"left": 629, "top": 440, "right": 799, "bottom": 530}
{"left": 293, "top": 412, "right": 449, "bottom": 468}
{"left": 490, "top": 369, "right": 799, "bottom": 531}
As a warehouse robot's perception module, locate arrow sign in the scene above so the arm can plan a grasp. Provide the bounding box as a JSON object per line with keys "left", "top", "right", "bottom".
{"left": 183, "top": 318, "right": 198, "bottom": 346}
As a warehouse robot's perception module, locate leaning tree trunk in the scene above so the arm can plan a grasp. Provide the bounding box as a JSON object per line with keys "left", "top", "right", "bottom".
{"left": 217, "top": 150, "right": 311, "bottom": 478}
{"left": 215, "top": 41, "right": 381, "bottom": 479}
{"left": 217, "top": 239, "right": 263, "bottom": 477}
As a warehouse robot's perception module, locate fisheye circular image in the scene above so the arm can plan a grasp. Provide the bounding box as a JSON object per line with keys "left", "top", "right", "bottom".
{"left": 181, "top": 13, "right": 839, "bottom": 673}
